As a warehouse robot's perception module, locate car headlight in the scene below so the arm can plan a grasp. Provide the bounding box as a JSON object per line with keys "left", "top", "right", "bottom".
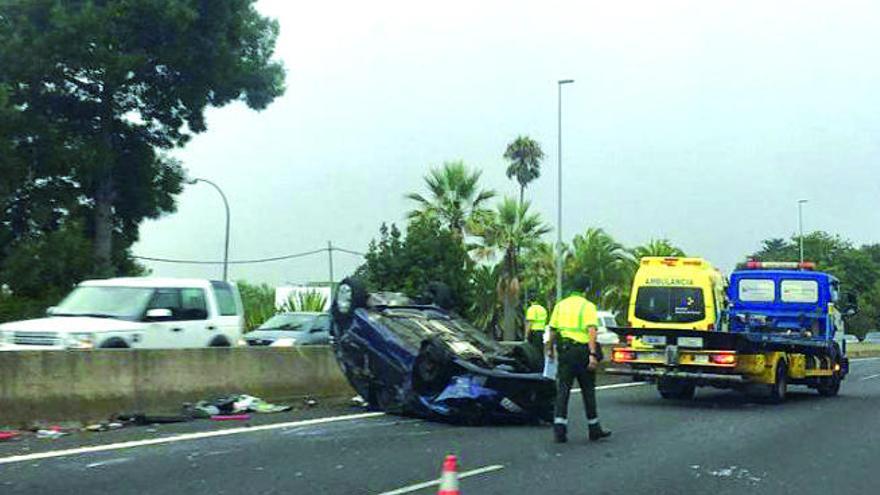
{"left": 66, "top": 333, "right": 96, "bottom": 349}
{"left": 270, "top": 337, "right": 297, "bottom": 347}
{"left": 336, "top": 284, "right": 352, "bottom": 314}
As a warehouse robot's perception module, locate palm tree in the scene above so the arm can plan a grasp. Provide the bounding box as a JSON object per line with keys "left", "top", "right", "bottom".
{"left": 566, "top": 228, "right": 631, "bottom": 315}
{"left": 503, "top": 136, "right": 545, "bottom": 206}
{"left": 405, "top": 161, "right": 496, "bottom": 238}
{"left": 521, "top": 241, "right": 564, "bottom": 308}
{"left": 470, "top": 197, "right": 551, "bottom": 340}
{"left": 629, "top": 239, "right": 686, "bottom": 263}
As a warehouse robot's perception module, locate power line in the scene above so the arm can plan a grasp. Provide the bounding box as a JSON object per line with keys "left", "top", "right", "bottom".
{"left": 133, "top": 245, "right": 365, "bottom": 266}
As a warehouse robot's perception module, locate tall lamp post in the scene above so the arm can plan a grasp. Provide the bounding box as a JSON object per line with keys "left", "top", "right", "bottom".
{"left": 191, "top": 178, "right": 231, "bottom": 282}
{"left": 556, "top": 79, "right": 574, "bottom": 303}
{"left": 798, "top": 199, "right": 808, "bottom": 264}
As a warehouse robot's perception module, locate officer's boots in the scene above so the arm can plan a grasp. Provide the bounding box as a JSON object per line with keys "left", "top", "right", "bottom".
{"left": 553, "top": 424, "right": 567, "bottom": 443}
{"left": 588, "top": 424, "right": 612, "bottom": 441}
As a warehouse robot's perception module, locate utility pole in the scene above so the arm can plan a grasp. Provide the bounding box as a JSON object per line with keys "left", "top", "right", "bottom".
{"left": 327, "top": 240, "right": 335, "bottom": 289}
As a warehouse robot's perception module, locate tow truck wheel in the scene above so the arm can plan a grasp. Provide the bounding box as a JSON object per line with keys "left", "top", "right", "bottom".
{"left": 768, "top": 361, "right": 788, "bottom": 404}
{"left": 817, "top": 361, "right": 841, "bottom": 397}
{"left": 657, "top": 378, "right": 696, "bottom": 400}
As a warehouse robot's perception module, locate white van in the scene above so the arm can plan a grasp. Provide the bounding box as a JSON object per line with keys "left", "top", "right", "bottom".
{"left": 0, "top": 278, "right": 244, "bottom": 350}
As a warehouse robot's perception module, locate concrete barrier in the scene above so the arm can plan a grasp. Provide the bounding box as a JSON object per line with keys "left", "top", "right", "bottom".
{"left": 0, "top": 346, "right": 353, "bottom": 427}
{"left": 846, "top": 343, "right": 880, "bottom": 359}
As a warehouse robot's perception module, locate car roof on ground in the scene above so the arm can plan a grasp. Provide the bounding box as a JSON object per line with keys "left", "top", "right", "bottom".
{"left": 80, "top": 277, "right": 226, "bottom": 289}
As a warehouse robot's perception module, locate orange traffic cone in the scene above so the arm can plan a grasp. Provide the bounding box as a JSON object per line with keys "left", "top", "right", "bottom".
{"left": 437, "top": 454, "right": 460, "bottom": 495}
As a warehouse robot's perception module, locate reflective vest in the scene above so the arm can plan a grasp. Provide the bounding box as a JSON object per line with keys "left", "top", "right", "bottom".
{"left": 549, "top": 295, "right": 598, "bottom": 344}
{"left": 525, "top": 304, "right": 548, "bottom": 331}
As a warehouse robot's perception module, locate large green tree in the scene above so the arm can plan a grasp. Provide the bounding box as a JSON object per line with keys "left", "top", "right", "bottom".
{"left": 356, "top": 216, "right": 474, "bottom": 314}
{"left": 503, "top": 136, "right": 544, "bottom": 206}
{"left": 405, "top": 161, "right": 495, "bottom": 238}
{"left": 0, "top": 0, "right": 285, "bottom": 275}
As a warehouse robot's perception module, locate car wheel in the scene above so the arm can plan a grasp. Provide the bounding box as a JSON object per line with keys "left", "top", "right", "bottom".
{"left": 657, "top": 378, "right": 695, "bottom": 400}
{"left": 413, "top": 340, "right": 453, "bottom": 394}
{"left": 99, "top": 338, "right": 129, "bottom": 349}
{"left": 768, "top": 360, "right": 788, "bottom": 404}
{"left": 332, "top": 277, "right": 368, "bottom": 321}
{"left": 421, "top": 281, "right": 454, "bottom": 310}
{"left": 209, "top": 336, "right": 231, "bottom": 347}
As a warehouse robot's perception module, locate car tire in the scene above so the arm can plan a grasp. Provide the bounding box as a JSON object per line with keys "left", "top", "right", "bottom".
{"left": 657, "top": 378, "right": 696, "bottom": 400}
{"left": 332, "top": 277, "right": 368, "bottom": 322}
{"left": 413, "top": 339, "right": 453, "bottom": 394}
{"left": 99, "top": 338, "right": 129, "bottom": 349}
{"left": 768, "top": 360, "right": 788, "bottom": 404}
{"left": 817, "top": 357, "right": 842, "bottom": 397}
{"left": 209, "top": 336, "right": 231, "bottom": 347}
{"left": 421, "top": 281, "right": 454, "bottom": 310}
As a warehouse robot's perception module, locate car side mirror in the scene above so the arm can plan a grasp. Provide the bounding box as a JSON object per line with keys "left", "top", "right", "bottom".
{"left": 46, "top": 306, "right": 58, "bottom": 316}
{"left": 145, "top": 308, "right": 173, "bottom": 320}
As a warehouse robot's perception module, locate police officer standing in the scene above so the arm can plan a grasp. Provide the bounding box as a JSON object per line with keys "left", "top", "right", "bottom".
{"left": 546, "top": 289, "right": 612, "bottom": 443}
{"left": 524, "top": 301, "right": 548, "bottom": 367}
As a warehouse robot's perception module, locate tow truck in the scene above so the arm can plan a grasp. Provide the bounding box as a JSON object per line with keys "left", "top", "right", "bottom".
{"left": 608, "top": 261, "right": 850, "bottom": 402}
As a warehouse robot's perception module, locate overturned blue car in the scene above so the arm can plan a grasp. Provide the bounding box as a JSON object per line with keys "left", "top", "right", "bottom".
{"left": 330, "top": 278, "right": 554, "bottom": 424}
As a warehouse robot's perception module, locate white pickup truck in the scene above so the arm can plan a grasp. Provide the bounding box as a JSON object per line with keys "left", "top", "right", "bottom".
{"left": 0, "top": 278, "right": 245, "bottom": 350}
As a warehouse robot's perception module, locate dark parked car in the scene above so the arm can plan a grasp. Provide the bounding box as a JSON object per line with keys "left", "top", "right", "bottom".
{"left": 330, "top": 278, "right": 554, "bottom": 424}
{"left": 245, "top": 312, "right": 331, "bottom": 346}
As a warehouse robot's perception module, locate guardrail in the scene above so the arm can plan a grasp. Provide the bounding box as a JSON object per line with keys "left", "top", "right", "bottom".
{"left": 0, "top": 346, "right": 353, "bottom": 427}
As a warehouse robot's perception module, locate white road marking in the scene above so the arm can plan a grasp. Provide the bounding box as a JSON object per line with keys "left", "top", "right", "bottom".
{"left": 0, "top": 412, "right": 384, "bottom": 466}
{"left": 574, "top": 381, "right": 649, "bottom": 393}
{"left": 85, "top": 457, "right": 132, "bottom": 469}
{"left": 375, "top": 464, "right": 505, "bottom": 495}
{"left": 0, "top": 381, "right": 649, "bottom": 466}
{"left": 851, "top": 357, "right": 880, "bottom": 363}
{"left": 860, "top": 373, "right": 880, "bottom": 381}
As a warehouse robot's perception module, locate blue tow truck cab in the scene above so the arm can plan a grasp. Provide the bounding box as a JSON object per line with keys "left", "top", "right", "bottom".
{"left": 728, "top": 262, "right": 843, "bottom": 340}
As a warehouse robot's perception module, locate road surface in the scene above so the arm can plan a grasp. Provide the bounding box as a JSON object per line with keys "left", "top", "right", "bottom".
{"left": 3, "top": 359, "right": 880, "bottom": 494}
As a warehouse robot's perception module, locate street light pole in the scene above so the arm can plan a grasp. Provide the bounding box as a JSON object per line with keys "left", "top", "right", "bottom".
{"left": 192, "top": 178, "right": 231, "bottom": 282}
{"left": 556, "top": 79, "right": 574, "bottom": 303}
{"left": 798, "top": 199, "right": 808, "bottom": 264}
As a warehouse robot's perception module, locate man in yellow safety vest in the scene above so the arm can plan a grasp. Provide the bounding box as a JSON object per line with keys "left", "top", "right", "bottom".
{"left": 524, "top": 301, "right": 548, "bottom": 355}
{"left": 546, "top": 290, "right": 612, "bottom": 443}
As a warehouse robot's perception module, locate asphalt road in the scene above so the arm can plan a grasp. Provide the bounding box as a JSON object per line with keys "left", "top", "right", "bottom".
{"left": 3, "top": 359, "right": 880, "bottom": 494}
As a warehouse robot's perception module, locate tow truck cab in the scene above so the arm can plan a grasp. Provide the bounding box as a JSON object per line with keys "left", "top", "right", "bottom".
{"left": 728, "top": 261, "right": 842, "bottom": 339}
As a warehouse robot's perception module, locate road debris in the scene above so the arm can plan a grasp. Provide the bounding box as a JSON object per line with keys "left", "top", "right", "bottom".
{"left": 36, "top": 428, "right": 67, "bottom": 440}
{"left": 186, "top": 394, "right": 292, "bottom": 418}
{"left": 0, "top": 431, "right": 20, "bottom": 442}
{"left": 695, "top": 465, "right": 765, "bottom": 485}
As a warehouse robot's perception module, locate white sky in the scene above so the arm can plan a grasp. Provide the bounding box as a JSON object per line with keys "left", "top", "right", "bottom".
{"left": 134, "top": 0, "right": 880, "bottom": 285}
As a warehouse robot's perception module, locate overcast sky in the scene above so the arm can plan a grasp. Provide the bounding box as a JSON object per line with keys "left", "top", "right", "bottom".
{"left": 134, "top": 0, "right": 880, "bottom": 286}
